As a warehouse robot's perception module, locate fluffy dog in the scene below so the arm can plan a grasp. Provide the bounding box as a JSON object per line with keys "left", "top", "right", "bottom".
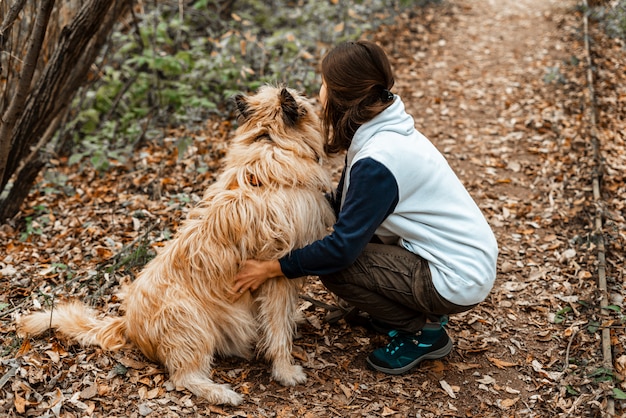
{"left": 17, "top": 86, "right": 335, "bottom": 406}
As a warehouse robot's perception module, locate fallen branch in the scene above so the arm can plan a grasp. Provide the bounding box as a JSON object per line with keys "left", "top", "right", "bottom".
{"left": 582, "top": 1, "right": 615, "bottom": 415}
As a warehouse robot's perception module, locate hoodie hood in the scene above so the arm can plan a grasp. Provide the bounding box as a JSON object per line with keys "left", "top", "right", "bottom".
{"left": 347, "top": 96, "right": 415, "bottom": 164}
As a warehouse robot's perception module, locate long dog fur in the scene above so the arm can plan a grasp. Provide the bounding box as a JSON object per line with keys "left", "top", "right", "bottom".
{"left": 17, "top": 86, "right": 335, "bottom": 406}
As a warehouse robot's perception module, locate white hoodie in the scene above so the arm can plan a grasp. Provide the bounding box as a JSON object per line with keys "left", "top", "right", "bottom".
{"left": 341, "top": 97, "right": 498, "bottom": 305}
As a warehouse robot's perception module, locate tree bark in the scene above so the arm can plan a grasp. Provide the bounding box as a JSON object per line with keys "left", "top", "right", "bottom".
{"left": 0, "top": 0, "right": 132, "bottom": 220}
{"left": 0, "top": 0, "right": 28, "bottom": 49}
{"left": 0, "top": 157, "right": 45, "bottom": 222}
{"left": 0, "top": 0, "right": 55, "bottom": 192}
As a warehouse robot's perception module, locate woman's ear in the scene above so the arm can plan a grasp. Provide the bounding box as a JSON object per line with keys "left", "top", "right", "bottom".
{"left": 234, "top": 94, "right": 251, "bottom": 120}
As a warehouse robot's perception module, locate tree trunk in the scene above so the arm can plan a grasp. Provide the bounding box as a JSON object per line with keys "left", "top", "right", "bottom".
{"left": 0, "top": 157, "right": 45, "bottom": 222}
{"left": 0, "top": 0, "right": 132, "bottom": 221}
{"left": 0, "top": 0, "right": 55, "bottom": 191}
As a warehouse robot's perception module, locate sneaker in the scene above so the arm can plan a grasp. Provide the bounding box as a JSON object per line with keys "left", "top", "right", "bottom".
{"left": 366, "top": 323, "right": 453, "bottom": 375}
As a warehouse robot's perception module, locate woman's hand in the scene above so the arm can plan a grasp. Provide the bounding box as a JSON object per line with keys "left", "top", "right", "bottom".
{"left": 233, "top": 259, "right": 283, "bottom": 299}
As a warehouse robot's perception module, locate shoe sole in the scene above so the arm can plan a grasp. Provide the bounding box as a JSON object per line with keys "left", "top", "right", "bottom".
{"left": 366, "top": 338, "right": 453, "bottom": 375}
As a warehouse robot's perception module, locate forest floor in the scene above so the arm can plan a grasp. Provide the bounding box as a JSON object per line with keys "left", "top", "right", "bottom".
{"left": 1, "top": 0, "right": 625, "bottom": 417}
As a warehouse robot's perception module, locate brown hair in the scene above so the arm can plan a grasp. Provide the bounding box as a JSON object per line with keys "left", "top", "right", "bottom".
{"left": 320, "top": 40, "right": 395, "bottom": 153}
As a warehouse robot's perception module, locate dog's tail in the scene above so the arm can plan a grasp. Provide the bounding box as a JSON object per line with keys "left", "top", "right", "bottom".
{"left": 17, "top": 300, "right": 128, "bottom": 351}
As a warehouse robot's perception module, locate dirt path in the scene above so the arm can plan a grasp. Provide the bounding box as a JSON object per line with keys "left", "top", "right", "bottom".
{"left": 2, "top": 0, "right": 624, "bottom": 417}
{"left": 372, "top": 0, "right": 621, "bottom": 415}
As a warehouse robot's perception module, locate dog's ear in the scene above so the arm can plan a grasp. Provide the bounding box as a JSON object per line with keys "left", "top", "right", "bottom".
{"left": 280, "top": 88, "right": 303, "bottom": 127}
{"left": 234, "top": 94, "right": 251, "bottom": 121}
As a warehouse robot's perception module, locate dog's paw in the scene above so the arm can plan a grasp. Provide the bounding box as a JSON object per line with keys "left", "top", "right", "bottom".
{"left": 209, "top": 385, "right": 244, "bottom": 406}
{"left": 184, "top": 379, "right": 244, "bottom": 406}
{"left": 273, "top": 364, "right": 307, "bottom": 386}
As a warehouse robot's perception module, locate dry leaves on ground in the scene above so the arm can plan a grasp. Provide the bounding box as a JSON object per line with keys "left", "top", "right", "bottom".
{"left": 1, "top": 0, "right": 625, "bottom": 417}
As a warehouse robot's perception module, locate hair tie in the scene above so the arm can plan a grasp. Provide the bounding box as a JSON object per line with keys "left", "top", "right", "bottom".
{"left": 381, "top": 88, "right": 394, "bottom": 102}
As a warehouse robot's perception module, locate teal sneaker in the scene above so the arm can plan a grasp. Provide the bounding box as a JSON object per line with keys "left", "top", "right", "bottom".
{"left": 366, "top": 323, "right": 453, "bottom": 375}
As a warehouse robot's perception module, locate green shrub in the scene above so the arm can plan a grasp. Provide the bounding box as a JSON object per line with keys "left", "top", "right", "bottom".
{"left": 60, "top": 0, "right": 419, "bottom": 172}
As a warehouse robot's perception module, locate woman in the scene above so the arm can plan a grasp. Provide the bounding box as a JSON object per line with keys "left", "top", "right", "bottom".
{"left": 233, "top": 40, "right": 498, "bottom": 375}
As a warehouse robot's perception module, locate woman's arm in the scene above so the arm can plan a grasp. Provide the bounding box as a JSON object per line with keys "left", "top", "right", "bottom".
{"left": 279, "top": 157, "right": 399, "bottom": 278}
{"left": 233, "top": 157, "right": 399, "bottom": 296}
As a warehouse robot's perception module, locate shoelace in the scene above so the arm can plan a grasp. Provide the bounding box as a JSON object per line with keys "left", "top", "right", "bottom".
{"left": 385, "top": 330, "right": 419, "bottom": 355}
{"left": 383, "top": 316, "right": 449, "bottom": 355}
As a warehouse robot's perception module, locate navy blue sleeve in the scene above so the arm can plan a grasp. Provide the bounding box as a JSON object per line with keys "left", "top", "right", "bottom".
{"left": 327, "top": 165, "right": 346, "bottom": 216}
{"left": 279, "top": 157, "right": 399, "bottom": 278}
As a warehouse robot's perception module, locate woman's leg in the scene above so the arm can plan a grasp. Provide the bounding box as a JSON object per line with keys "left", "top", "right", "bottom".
{"left": 320, "top": 243, "right": 471, "bottom": 333}
{"left": 320, "top": 243, "right": 479, "bottom": 374}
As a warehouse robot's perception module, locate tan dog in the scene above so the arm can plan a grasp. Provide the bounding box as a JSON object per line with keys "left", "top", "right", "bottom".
{"left": 17, "top": 86, "right": 335, "bottom": 406}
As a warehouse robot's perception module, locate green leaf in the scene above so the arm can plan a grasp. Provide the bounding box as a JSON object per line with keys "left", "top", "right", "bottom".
{"left": 587, "top": 321, "right": 600, "bottom": 333}
{"left": 192, "top": 0, "right": 210, "bottom": 9}
{"left": 556, "top": 306, "right": 572, "bottom": 315}
{"left": 113, "top": 363, "right": 128, "bottom": 376}
{"left": 577, "top": 300, "right": 590, "bottom": 308}
{"left": 0, "top": 302, "right": 9, "bottom": 311}
{"left": 91, "top": 152, "right": 110, "bottom": 172}
{"left": 77, "top": 108, "right": 101, "bottom": 133}
{"left": 588, "top": 367, "right": 614, "bottom": 383}
{"left": 613, "top": 388, "right": 626, "bottom": 400}
{"left": 68, "top": 153, "right": 85, "bottom": 166}
{"left": 602, "top": 305, "right": 622, "bottom": 312}
{"left": 554, "top": 306, "right": 572, "bottom": 324}
{"left": 187, "top": 97, "right": 217, "bottom": 109}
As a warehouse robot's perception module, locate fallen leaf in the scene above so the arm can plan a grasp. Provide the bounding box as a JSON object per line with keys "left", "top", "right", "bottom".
{"left": 488, "top": 357, "right": 518, "bottom": 369}
{"left": 499, "top": 398, "right": 519, "bottom": 409}
{"left": 339, "top": 383, "right": 352, "bottom": 398}
{"left": 439, "top": 380, "right": 458, "bottom": 398}
{"left": 449, "top": 362, "right": 481, "bottom": 372}
{"left": 292, "top": 345, "right": 308, "bottom": 362}
{"left": 146, "top": 387, "right": 161, "bottom": 399}
{"left": 16, "top": 338, "right": 31, "bottom": 357}
{"left": 531, "top": 360, "right": 563, "bottom": 381}
{"left": 45, "top": 349, "right": 60, "bottom": 363}
{"left": 381, "top": 406, "right": 398, "bottom": 416}
{"left": 477, "top": 375, "right": 496, "bottom": 385}
{"left": 80, "top": 384, "right": 98, "bottom": 400}
{"left": 118, "top": 356, "right": 148, "bottom": 369}
{"left": 424, "top": 359, "right": 446, "bottom": 373}
{"left": 14, "top": 393, "right": 33, "bottom": 414}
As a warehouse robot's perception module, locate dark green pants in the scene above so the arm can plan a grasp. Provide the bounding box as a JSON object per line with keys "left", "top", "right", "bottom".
{"left": 320, "top": 243, "right": 475, "bottom": 333}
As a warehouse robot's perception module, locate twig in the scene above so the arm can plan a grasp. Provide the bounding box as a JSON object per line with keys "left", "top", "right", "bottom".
{"left": 563, "top": 328, "right": 578, "bottom": 371}
{"left": 0, "top": 0, "right": 28, "bottom": 42}
{"left": 97, "top": 218, "right": 161, "bottom": 271}
{"left": 582, "top": 2, "right": 615, "bottom": 415}
{"left": 102, "top": 74, "right": 138, "bottom": 124}
{"left": 299, "top": 294, "right": 340, "bottom": 312}
{"left": 0, "top": 361, "right": 19, "bottom": 390}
